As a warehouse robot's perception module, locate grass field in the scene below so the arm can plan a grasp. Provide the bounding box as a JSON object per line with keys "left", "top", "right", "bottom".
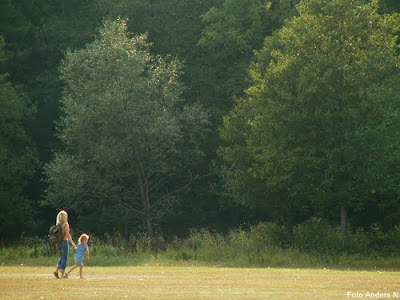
{"left": 0, "top": 265, "right": 399, "bottom": 299}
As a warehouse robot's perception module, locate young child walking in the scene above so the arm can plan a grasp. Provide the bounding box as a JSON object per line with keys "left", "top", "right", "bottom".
{"left": 65, "top": 233, "right": 90, "bottom": 279}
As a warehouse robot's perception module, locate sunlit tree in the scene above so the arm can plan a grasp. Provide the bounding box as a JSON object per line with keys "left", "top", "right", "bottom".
{"left": 44, "top": 19, "right": 208, "bottom": 237}
{"left": 219, "top": 0, "right": 400, "bottom": 243}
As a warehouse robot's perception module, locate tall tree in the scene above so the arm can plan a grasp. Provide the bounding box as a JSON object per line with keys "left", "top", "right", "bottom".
{"left": 0, "top": 37, "right": 38, "bottom": 240}
{"left": 0, "top": 0, "right": 109, "bottom": 236}
{"left": 43, "top": 19, "right": 208, "bottom": 237}
{"left": 219, "top": 0, "right": 400, "bottom": 243}
{"left": 186, "top": 0, "right": 302, "bottom": 230}
{"left": 198, "top": 0, "right": 299, "bottom": 118}
{"left": 91, "top": 0, "right": 250, "bottom": 233}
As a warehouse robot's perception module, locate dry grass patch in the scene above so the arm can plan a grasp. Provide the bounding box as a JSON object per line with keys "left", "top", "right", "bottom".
{"left": 0, "top": 266, "right": 399, "bottom": 299}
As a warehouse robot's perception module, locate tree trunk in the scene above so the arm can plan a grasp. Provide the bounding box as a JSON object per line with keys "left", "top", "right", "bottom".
{"left": 145, "top": 212, "right": 153, "bottom": 238}
{"left": 340, "top": 205, "right": 348, "bottom": 247}
{"left": 124, "top": 209, "right": 129, "bottom": 239}
{"left": 137, "top": 170, "right": 154, "bottom": 238}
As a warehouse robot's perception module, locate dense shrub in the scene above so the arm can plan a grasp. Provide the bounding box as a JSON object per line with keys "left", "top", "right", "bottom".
{"left": 365, "top": 224, "right": 400, "bottom": 256}
{"left": 2, "top": 220, "right": 400, "bottom": 268}
{"left": 183, "top": 229, "right": 229, "bottom": 261}
{"left": 293, "top": 218, "right": 342, "bottom": 254}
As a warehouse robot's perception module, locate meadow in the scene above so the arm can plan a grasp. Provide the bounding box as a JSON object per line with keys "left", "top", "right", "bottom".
{"left": 1, "top": 265, "right": 399, "bottom": 300}
{"left": 1, "top": 222, "right": 400, "bottom": 299}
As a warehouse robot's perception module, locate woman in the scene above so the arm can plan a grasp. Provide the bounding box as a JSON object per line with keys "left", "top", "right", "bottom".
{"left": 53, "top": 210, "right": 77, "bottom": 279}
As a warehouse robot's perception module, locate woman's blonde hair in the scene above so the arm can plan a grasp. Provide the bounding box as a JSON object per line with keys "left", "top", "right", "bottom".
{"left": 78, "top": 234, "right": 90, "bottom": 244}
{"left": 56, "top": 210, "right": 68, "bottom": 225}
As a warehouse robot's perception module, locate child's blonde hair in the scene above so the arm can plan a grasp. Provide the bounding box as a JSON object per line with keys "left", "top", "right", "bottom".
{"left": 56, "top": 210, "right": 68, "bottom": 225}
{"left": 78, "top": 234, "right": 90, "bottom": 244}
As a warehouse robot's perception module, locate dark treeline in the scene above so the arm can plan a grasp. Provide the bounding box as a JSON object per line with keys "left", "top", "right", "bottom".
{"left": 1, "top": 0, "right": 400, "bottom": 246}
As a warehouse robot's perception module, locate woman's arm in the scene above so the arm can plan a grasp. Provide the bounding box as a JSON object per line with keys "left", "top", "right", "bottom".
{"left": 63, "top": 223, "right": 77, "bottom": 249}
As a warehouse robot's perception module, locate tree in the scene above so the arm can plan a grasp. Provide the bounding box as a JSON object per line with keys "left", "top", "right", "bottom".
{"left": 0, "top": 37, "right": 38, "bottom": 240}
{"left": 0, "top": 0, "right": 111, "bottom": 236}
{"left": 43, "top": 19, "right": 209, "bottom": 238}
{"left": 379, "top": 0, "right": 400, "bottom": 14}
{"left": 198, "top": 0, "right": 299, "bottom": 118}
{"left": 183, "top": 0, "right": 302, "bottom": 230}
{"left": 90, "top": 0, "right": 260, "bottom": 233}
{"left": 219, "top": 0, "right": 400, "bottom": 244}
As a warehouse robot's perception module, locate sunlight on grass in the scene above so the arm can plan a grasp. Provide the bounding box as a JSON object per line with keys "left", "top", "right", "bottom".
{"left": 0, "top": 266, "right": 399, "bottom": 300}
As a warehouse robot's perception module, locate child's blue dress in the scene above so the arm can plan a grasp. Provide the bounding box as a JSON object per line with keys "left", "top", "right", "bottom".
{"left": 74, "top": 243, "right": 86, "bottom": 265}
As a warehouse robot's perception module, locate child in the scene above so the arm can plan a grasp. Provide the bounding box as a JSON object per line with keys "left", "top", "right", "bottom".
{"left": 65, "top": 233, "right": 90, "bottom": 279}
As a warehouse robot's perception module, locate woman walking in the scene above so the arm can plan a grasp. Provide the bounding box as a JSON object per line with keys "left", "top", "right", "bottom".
{"left": 53, "top": 210, "right": 77, "bottom": 279}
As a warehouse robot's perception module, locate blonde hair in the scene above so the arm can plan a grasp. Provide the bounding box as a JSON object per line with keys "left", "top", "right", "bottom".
{"left": 78, "top": 234, "right": 90, "bottom": 244}
{"left": 56, "top": 210, "right": 68, "bottom": 225}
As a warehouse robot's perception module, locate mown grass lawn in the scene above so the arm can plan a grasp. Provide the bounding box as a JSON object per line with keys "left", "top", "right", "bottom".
{"left": 0, "top": 265, "right": 399, "bottom": 299}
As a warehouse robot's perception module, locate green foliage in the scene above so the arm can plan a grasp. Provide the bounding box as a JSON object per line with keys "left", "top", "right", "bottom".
{"left": 0, "top": 38, "right": 38, "bottom": 240}
{"left": 167, "top": 223, "right": 290, "bottom": 264}
{"left": 44, "top": 18, "right": 209, "bottom": 237}
{"left": 293, "top": 218, "right": 342, "bottom": 254}
{"left": 159, "top": 223, "right": 400, "bottom": 268}
{"left": 365, "top": 224, "right": 400, "bottom": 255}
{"left": 198, "top": 0, "right": 299, "bottom": 115}
{"left": 292, "top": 220, "right": 400, "bottom": 258}
{"left": 1, "top": 0, "right": 400, "bottom": 242}
{"left": 379, "top": 0, "right": 400, "bottom": 14}
{"left": 3, "top": 221, "right": 400, "bottom": 269}
{"left": 219, "top": 0, "right": 400, "bottom": 228}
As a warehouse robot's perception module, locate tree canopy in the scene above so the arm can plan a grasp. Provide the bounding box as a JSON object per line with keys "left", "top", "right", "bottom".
{"left": 43, "top": 19, "right": 209, "bottom": 237}
{"left": 0, "top": 37, "right": 38, "bottom": 239}
{"left": 0, "top": 0, "right": 399, "bottom": 242}
{"left": 219, "top": 0, "right": 400, "bottom": 240}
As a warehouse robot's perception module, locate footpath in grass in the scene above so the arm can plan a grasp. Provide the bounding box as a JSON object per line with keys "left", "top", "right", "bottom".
{"left": 0, "top": 265, "right": 399, "bottom": 300}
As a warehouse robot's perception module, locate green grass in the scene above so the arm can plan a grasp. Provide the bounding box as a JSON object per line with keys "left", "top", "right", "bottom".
{"left": 5, "top": 221, "right": 399, "bottom": 273}
{"left": 1, "top": 244, "right": 399, "bottom": 271}
{"left": 3, "top": 223, "right": 400, "bottom": 271}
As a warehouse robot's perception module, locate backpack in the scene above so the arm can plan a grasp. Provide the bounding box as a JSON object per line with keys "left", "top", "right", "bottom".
{"left": 48, "top": 224, "right": 63, "bottom": 244}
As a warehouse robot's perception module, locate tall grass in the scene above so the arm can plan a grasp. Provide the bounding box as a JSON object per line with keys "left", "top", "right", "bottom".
{"left": 1, "top": 222, "right": 400, "bottom": 270}
{"left": 158, "top": 222, "right": 400, "bottom": 269}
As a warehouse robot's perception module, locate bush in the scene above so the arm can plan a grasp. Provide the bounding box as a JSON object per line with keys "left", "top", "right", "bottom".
{"left": 347, "top": 228, "right": 369, "bottom": 255}
{"left": 249, "top": 222, "right": 291, "bottom": 249}
{"left": 184, "top": 229, "right": 229, "bottom": 261}
{"left": 366, "top": 224, "right": 400, "bottom": 256}
{"left": 176, "top": 223, "right": 291, "bottom": 266}
{"left": 294, "top": 218, "right": 342, "bottom": 254}
{"left": 2, "top": 221, "right": 400, "bottom": 268}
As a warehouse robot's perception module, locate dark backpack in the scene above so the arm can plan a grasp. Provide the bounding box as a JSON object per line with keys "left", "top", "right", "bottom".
{"left": 48, "top": 224, "right": 63, "bottom": 244}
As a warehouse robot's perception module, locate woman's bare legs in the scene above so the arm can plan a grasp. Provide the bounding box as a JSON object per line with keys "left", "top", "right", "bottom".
{"left": 53, "top": 266, "right": 60, "bottom": 279}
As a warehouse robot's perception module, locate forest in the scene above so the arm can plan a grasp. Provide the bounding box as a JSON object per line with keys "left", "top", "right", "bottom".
{"left": 1, "top": 0, "right": 400, "bottom": 255}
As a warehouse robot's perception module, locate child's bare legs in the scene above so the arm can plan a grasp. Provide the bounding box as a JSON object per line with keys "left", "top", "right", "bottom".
{"left": 79, "top": 265, "right": 84, "bottom": 279}
{"left": 66, "top": 264, "right": 79, "bottom": 277}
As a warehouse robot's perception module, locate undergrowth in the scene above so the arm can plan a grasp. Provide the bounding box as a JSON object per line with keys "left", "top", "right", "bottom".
{"left": 1, "top": 221, "right": 399, "bottom": 270}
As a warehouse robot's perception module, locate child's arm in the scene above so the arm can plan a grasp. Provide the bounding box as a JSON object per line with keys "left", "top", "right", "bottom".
{"left": 86, "top": 244, "right": 90, "bottom": 260}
